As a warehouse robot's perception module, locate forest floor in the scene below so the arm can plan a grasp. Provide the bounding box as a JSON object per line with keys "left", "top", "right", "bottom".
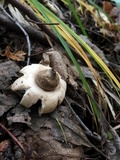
{"left": 0, "top": 0, "right": 120, "bottom": 160}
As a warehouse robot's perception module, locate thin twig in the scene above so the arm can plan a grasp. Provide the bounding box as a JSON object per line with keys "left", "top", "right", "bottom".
{"left": 0, "top": 13, "right": 47, "bottom": 45}
{"left": 113, "top": 124, "right": 120, "bottom": 130}
{"left": 64, "top": 97, "right": 101, "bottom": 142}
{"left": 0, "top": 4, "right": 31, "bottom": 65}
{"left": 25, "top": 16, "right": 59, "bottom": 25}
{"left": 6, "top": 0, "right": 82, "bottom": 60}
{"left": 64, "top": 97, "right": 109, "bottom": 159}
{"left": 0, "top": 123, "right": 27, "bottom": 157}
{"left": 6, "top": 0, "right": 60, "bottom": 43}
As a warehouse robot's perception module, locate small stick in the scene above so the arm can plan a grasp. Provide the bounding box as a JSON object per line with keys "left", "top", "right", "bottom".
{"left": 24, "top": 16, "right": 59, "bottom": 25}
{"left": 0, "top": 123, "right": 27, "bottom": 157}
{"left": 64, "top": 97, "right": 109, "bottom": 159}
{"left": 6, "top": 0, "right": 82, "bottom": 60}
{"left": 0, "top": 4, "right": 31, "bottom": 65}
{"left": 64, "top": 97, "right": 101, "bottom": 142}
{"left": 113, "top": 124, "right": 120, "bottom": 130}
{"left": 0, "top": 13, "right": 47, "bottom": 45}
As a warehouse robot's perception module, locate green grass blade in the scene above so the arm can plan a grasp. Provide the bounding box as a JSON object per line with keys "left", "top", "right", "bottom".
{"left": 88, "top": 0, "right": 120, "bottom": 33}
{"left": 27, "top": 0, "right": 100, "bottom": 120}
{"left": 66, "top": 0, "right": 88, "bottom": 36}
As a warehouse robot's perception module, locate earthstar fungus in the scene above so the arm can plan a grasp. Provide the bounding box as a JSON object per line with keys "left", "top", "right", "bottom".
{"left": 11, "top": 64, "right": 67, "bottom": 114}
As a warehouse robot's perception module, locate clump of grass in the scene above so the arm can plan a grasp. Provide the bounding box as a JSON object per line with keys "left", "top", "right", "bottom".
{"left": 26, "top": 0, "right": 119, "bottom": 124}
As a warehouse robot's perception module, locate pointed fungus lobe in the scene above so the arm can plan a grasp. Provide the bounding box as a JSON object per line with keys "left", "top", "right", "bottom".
{"left": 11, "top": 64, "right": 67, "bottom": 114}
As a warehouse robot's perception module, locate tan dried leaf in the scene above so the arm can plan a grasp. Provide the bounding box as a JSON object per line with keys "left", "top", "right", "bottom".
{"left": 5, "top": 46, "right": 26, "bottom": 61}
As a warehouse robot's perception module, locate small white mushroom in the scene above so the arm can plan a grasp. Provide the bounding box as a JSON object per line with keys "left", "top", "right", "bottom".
{"left": 11, "top": 64, "right": 67, "bottom": 114}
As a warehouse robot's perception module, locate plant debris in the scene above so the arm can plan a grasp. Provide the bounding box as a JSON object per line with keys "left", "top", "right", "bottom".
{"left": 0, "top": 0, "right": 120, "bottom": 160}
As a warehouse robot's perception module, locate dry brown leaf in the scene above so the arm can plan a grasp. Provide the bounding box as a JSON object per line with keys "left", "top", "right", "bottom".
{"left": 0, "top": 140, "right": 10, "bottom": 152}
{"left": 0, "top": 61, "right": 20, "bottom": 89}
{"left": 5, "top": 46, "right": 26, "bottom": 61}
{"left": 7, "top": 105, "right": 31, "bottom": 125}
{"left": 15, "top": 128, "right": 84, "bottom": 160}
{"left": 41, "top": 50, "right": 79, "bottom": 89}
{"left": 103, "top": 1, "right": 113, "bottom": 14}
